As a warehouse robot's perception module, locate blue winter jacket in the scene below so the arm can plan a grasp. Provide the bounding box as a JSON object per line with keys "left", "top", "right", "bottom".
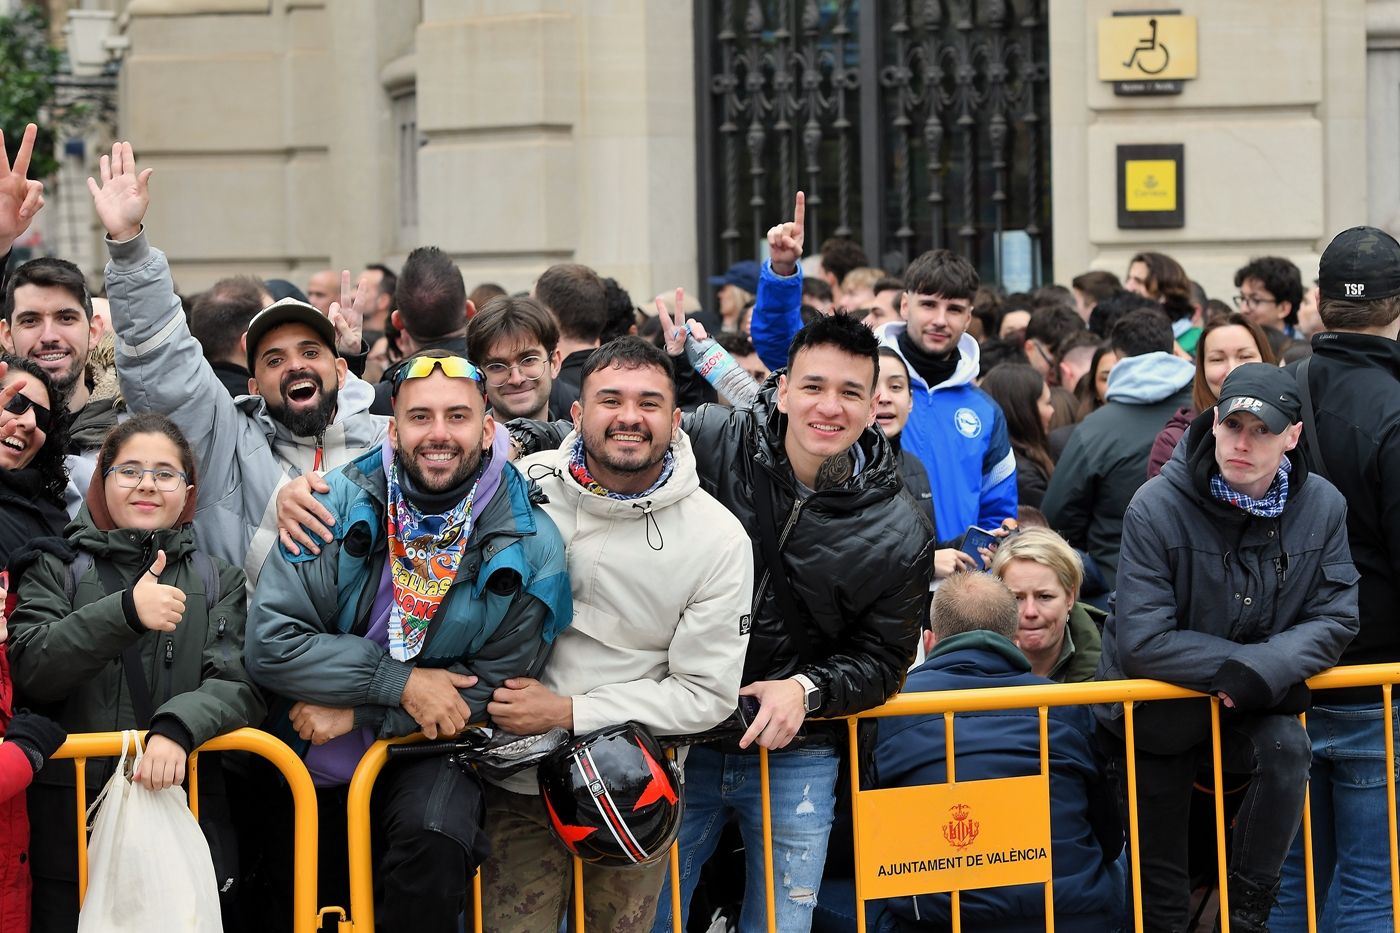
{"left": 246, "top": 442, "right": 573, "bottom": 747}
{"left": 874, "top": 631, "right": 1124, "bottom": 932}
{"left": 876, "top": 325, "right": 1018, "bottom": 539}
{"left": 748, "top": 260, "right": 1017, "bottom": 538}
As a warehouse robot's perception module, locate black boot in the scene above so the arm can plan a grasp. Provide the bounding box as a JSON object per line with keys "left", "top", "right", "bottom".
{"left": 1225, "top": 873, "right": 1279, "bottom": 933}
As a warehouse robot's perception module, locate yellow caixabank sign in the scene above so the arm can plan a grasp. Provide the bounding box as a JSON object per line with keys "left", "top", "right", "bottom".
{"left": 1098, "top": 14, "right": 1198, "bottom": 83}
{"left": 854, "top": 774, "right": 1053, "bottom": 899}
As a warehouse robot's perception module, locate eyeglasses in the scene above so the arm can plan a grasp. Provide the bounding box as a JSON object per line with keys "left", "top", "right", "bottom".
{"left": 482, "top": 355, "right": 547, "bottom": 387}
{"left": 3, "top": 392, "right": 51, "bottom": 433}
{"left": 104, "top": 463, "right": 189, "bottom": 491}
{"left": 1233, "top": 294, "right": 1278, "bottom": 309}
{"left": 391, "top": 353, "right": 485, "bottom": 396}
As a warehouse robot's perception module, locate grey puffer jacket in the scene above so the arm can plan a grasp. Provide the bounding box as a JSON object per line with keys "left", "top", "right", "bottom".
{"left": 1096, "top": 410, "right": 1360, "bottom": 729}
{"left": 104, "top": 231, "right": 389, "bottom": 586}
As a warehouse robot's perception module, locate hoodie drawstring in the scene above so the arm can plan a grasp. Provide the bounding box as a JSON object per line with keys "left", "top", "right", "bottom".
{"left": 632, "top": 501, "right": 663, "bottom": 551}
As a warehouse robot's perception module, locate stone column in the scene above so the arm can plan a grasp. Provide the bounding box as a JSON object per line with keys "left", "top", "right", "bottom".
{"left": 1050, "top": 0, "right": 1366, "bottom": 299}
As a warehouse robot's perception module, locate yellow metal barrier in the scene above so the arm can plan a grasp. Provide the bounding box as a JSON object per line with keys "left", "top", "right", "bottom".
{"left": 51, "top": 727, "right": 321, "bottom": 933}
{"left": 330, "top": 663, "right": 1400, "bottom": 931}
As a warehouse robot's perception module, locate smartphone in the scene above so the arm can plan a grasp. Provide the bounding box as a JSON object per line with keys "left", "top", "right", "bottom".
{"left": 736, "top": 695, "right": 761, "bottom": 729}
{"left": 960, "top": 526, "right": 1001, "bottom": 570}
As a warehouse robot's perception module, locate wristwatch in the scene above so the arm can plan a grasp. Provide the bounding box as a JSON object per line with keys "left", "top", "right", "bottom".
{"left": 792, "top": 673, "right": 822, "bottom": 714}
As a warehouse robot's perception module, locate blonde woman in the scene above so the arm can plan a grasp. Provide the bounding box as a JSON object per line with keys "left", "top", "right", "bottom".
{"left": 990, "top": 527, "right": 1104, "bottom": 683}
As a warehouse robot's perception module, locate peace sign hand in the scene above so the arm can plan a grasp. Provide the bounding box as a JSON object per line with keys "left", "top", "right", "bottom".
{"left": 87, "top": 141, "right": 152, "bottom": 243}
{"left": 766, "top": 191, "right": 806, "bottom": 277}
{"left": 0, "top": 124, "right": 45, "bottom": 255}
{"left": 0, "top": 360, "right": 29, "bottom": 449}
{"left": 328, "top": 269, "right": 371, "bottom": 355}
{"left": 655, "top": 288, "right": 690, "bottom": 357}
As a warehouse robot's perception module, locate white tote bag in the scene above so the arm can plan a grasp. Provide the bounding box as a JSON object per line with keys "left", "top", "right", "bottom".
{"left": 76, "top": 730, "right": 224, "bottom": 932}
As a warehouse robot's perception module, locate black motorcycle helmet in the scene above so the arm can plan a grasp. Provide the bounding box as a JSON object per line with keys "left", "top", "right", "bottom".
{"left": 538, "top": 721, "right": 683, "bottom": 867}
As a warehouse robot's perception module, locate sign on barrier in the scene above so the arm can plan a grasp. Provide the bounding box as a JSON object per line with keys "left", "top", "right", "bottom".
{"left": 855, "top": 773, "right": 1052, "bottom": 899}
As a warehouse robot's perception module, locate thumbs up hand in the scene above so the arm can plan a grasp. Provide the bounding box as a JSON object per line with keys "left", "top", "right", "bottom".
{"left": 132, "top": 550, "right": 187, "bottom": 633}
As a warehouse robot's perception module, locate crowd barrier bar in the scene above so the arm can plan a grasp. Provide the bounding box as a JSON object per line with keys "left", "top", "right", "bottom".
{"left": 333, "top": 663, "right": 1400, "bottom": 932}
{"left": 843, "top": 661, "right": 1400, "bottom": 933}
{"left": 51, "top": 726, "right": 321, "bottom": 933}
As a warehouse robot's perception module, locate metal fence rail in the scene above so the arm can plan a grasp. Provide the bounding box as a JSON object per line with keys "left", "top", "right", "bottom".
{"left": 51, "top": 726, "right": 321, "bottom": 933}
{"left": 50, "top": 665, "right": 1400, "bottom": 932}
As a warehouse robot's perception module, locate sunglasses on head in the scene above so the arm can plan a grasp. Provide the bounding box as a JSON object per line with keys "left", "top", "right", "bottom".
{"left": 3, "top": 392, "right": 50, "bottom": 433}
{"left": 391, "top": 353, "right": 485, "bottom": 396}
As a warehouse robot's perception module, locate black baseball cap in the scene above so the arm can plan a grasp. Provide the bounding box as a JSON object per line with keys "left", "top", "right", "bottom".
{"left": 244, "top": 298, "right": 338, "bottom": 370}
{"left": 1215, "top": 363, "right": 1302, "bottom": 434}
{"left": 1318, "top": 226, "right": 1400, "bottom": 301}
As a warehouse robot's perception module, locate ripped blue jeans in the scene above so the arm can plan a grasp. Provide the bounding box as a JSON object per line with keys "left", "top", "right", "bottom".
{"left": 650, "top": 743, "right": 839, "bottom": 933}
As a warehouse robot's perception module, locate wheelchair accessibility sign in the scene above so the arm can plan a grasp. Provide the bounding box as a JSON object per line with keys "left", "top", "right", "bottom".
{"left": 1098, "top": 11, "right": 1197, "bottom": 95}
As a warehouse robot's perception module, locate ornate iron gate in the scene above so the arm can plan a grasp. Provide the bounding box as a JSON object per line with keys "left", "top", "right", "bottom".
{"left": 693, "top": 0, "right": 1050, "bottom": 291}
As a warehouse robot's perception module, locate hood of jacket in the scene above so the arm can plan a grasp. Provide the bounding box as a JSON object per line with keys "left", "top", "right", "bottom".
{"left": 1105, "top": 351, "right": 1195, "bottom": 405}
{"left": 1158, "top": 407, "right": 1311, "bottom": 518}
{"left": 875, "top": 322, "right": 980, "bottom": 392}
{"left": 65, "top": 502, "right": 198, "bottom": 569}
{"left": 520, "top": 425, "right": 702, "bottom": 515}
{"left": 747, "top": 377, "right": 906, "bottom": 514}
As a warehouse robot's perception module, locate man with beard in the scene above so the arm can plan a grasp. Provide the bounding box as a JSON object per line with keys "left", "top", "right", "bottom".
{"left": 87, "top": 140, "right": 388, "bottom": 585}
{"left": 510, "top": 309, "right": 934, "bottom": 933}
{"left": 480, "top": 338, "right": 751, "bottom": 932}
{"left": 247, "top": 350, "right": 572, "bottom": 932}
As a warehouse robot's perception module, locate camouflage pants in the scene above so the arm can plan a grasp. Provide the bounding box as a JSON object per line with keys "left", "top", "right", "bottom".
{"left": 480, "top": 781, "right": 669, "bottom": 932}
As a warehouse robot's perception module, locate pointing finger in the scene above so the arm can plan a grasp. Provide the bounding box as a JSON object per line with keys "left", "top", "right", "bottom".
{"left": 792, "top": 190, "right": 805, "bottom": 239}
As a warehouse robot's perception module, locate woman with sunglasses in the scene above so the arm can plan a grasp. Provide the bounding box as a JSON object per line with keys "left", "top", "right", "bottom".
{"left": 0, "top": 356, "right": 67, "bottom": 572}
{"left": 7, "top": 413, "right": 263, "bottom": 933}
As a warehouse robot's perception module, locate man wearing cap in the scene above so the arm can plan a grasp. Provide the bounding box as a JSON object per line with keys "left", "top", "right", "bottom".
{"left": 1272, "top": 226, "right": 1400, "bottom": 932}
{"left": 246, "top": 349, "right": 573, "bottom": 932}
{"left": 88, "top": 141, "right": 388, "bottom": 585}
{"left": 1095, "top": 363, "right": 1359, "bottom": 933}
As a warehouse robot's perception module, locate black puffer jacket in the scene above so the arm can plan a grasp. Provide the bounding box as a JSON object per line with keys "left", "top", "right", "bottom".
{"left": 513, "top": 383, "right": 935, "bottom": 719}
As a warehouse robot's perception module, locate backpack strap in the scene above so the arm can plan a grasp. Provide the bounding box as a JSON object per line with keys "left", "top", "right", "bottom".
{"left": 64, "top": 551, "right": 94, "bottom": 605}
{"left": 193, "top": 551, "right": 220, "bottom": 607}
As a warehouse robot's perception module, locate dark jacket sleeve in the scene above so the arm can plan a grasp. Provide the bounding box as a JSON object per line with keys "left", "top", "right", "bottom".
{"left": 152, "top": 563, "right": 266, "bottom": 748}
{"left": 7, "top": 556, "right": 144, "bottom": 702}
{"left": 1017, "top": 457, "right": 1048, "bottom": 510}
{"left": 1041, "top": 429, "right": 1096, "bottom": 550}
{"left": 1112, "top": 500, "right": 1240, "bottom": 690}
{"left": 507, "top": 418, "right": 574, "bottom": 457}
{"left": 1220, "top": 505, "right": 1360, "bottom": 702}
{"left": 804, "top": 523, "right": 934, "bottom": 717}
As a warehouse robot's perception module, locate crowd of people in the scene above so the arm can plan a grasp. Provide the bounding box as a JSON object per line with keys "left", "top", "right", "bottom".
{"left": 0, "top": 118, "right": 1392, "bottom": 933}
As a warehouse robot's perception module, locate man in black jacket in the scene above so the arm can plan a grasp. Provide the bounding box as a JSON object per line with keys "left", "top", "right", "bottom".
{"left": 511, "top": 313, "right": 934, "bottom": 933}
{"left": 1273, "top": 227, "right": 1400, "bottom": 932}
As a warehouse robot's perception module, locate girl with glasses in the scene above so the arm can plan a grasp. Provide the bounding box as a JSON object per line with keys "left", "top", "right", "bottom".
{"left": 7, "top": 413, "right": 263, "bottom": 933}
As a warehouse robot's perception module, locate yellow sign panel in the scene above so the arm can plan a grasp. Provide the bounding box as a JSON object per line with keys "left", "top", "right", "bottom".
{"left": 854, "top": 774, "right": 1052, "bottom": 900}
{"left": 1098, "top": 15, "right": 1198, "bottom": 82}
{"left": 1124, "top": 159, "right": 1178, "bottom": 212}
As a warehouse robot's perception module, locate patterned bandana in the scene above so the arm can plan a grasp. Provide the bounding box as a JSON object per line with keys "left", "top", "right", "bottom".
{"left": 385, "top": 455, "right": 481, "bottom": 661}
{"left": 566, "top": 434, "right": 674, "bottom": 500}
{"left": 1210, "top": 458, "right": 1291, "bottom": 519}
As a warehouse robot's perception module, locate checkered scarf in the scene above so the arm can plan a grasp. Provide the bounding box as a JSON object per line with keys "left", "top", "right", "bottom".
{"left": 1209, "top": 458, "right": 1291, "bottom": 518}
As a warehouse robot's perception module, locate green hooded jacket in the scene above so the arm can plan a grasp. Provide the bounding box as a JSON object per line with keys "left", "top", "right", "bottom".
{"left": 7, "top": 509, "right": 264, "bottom": 789}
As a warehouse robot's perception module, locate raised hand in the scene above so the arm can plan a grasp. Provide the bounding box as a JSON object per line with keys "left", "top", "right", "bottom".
{"left": 131, "top": 550, "right": 187, "bottom": 633}
{"left": 766, "top": 190, "right": 806, "bottom": 276}
{"left": 0, "top": 362, "right": 29, "bottom": 448}
{"left": 0, "top": 124, "right": 45, "bottom": 255}
{"left": 328, "top": 269, "right": 371, "bottom": 355}
{"left": 656, "top": 287, "right": 690, "bottom": 357}
{"left": 86, "top": 141, "right": 152, "bottom": 242}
